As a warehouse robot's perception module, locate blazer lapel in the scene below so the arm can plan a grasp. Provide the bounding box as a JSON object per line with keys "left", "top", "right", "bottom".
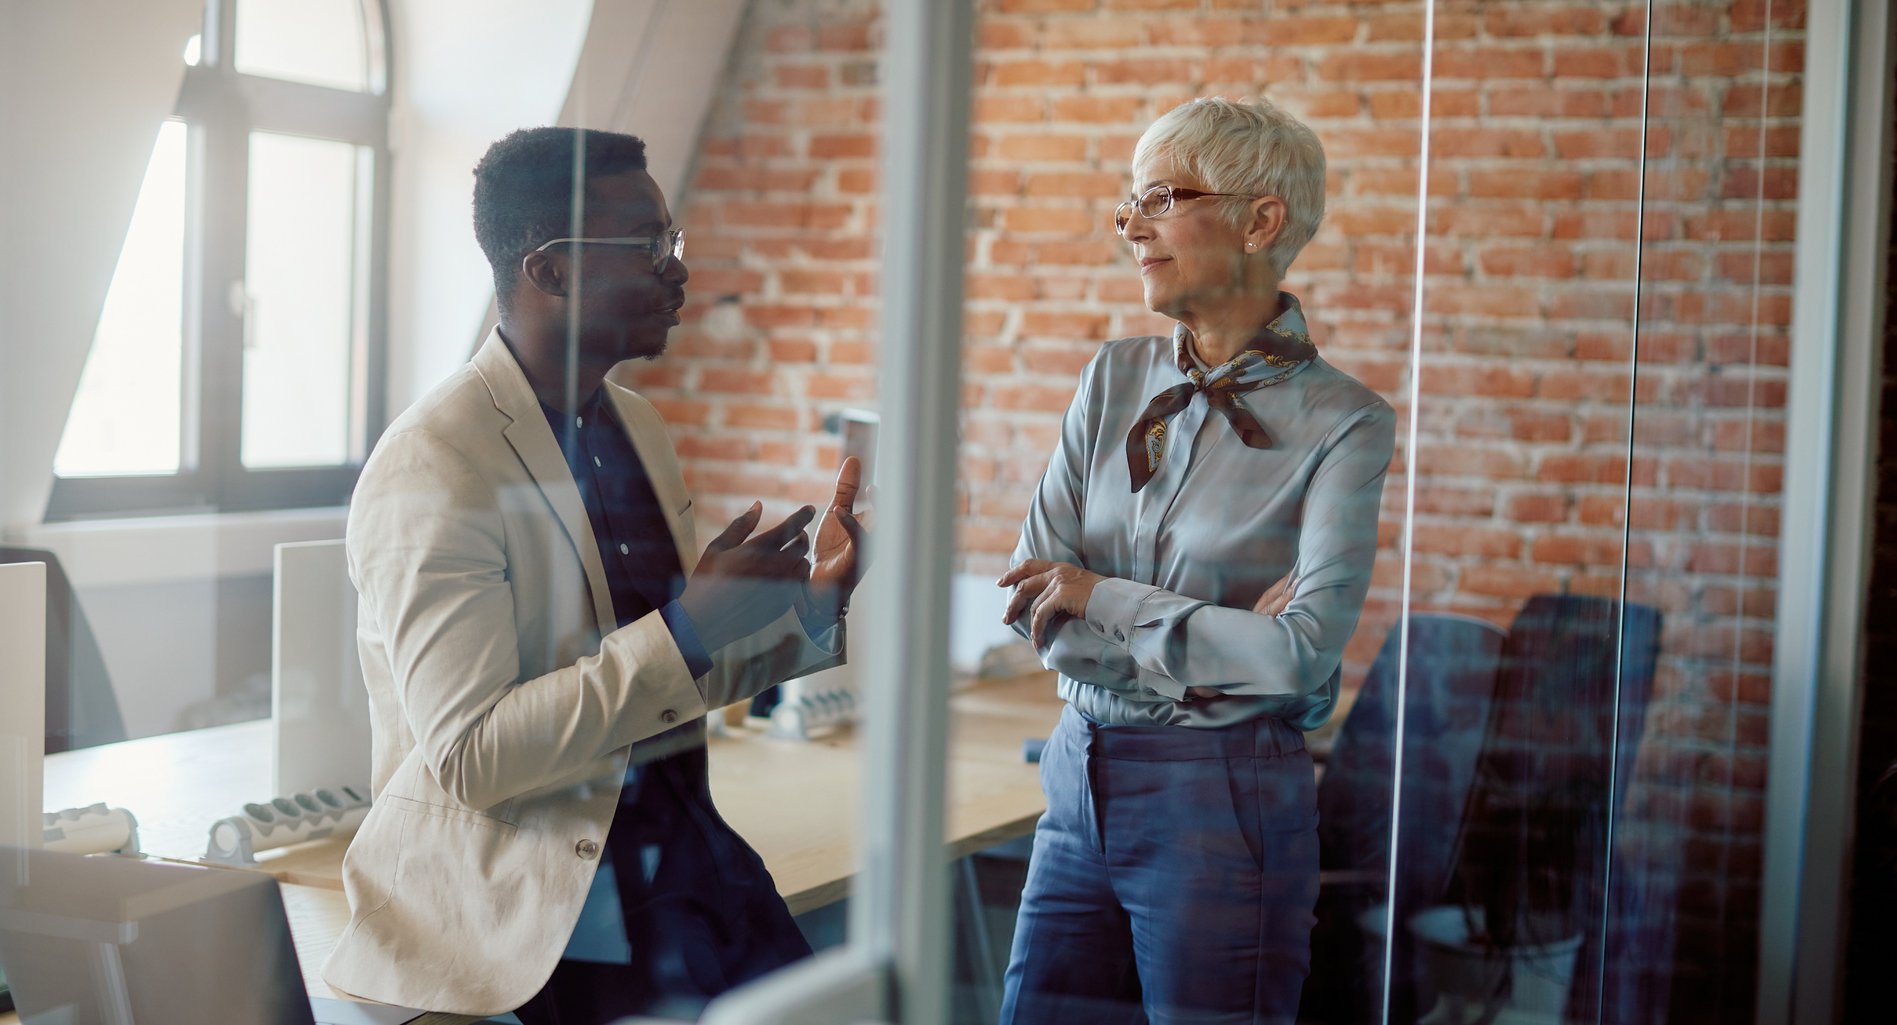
{"left": 603, "top": 373, "right": 698, "bottom": 574}
{"left": 471, "top": 331, "right": 618, "bottom": 631}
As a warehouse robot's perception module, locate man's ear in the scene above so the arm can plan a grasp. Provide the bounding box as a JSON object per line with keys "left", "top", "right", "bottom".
{"left": 520, "top": 250, "right": 567, "bottom": 298}
{"left": 1243, "top": 196, "right": 1288, "bottom": 255}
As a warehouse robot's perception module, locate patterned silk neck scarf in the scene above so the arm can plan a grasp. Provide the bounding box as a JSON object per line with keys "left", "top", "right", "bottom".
{"left": 1124, "top": 292, "right": 1318, "bottom": 493}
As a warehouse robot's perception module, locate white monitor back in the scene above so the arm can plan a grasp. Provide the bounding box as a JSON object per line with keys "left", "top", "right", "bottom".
{"left": 273, "top": 541, "right": 370, "bottom": 796}
{"left": 0, "top": 562, "right": 45, "bottom": 849}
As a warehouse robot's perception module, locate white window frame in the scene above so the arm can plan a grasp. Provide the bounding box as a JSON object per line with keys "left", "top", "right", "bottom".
{"left": 46, "top": 0, "right": 392, "bottom": 520}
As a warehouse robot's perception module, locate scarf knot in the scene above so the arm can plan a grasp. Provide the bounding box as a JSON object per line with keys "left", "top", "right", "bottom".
{"left": 1123, "top": 292, "right": 1316, "bottom": 493}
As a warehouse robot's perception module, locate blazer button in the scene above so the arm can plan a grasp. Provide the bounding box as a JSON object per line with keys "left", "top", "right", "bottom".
{"left": 660, "top": 709, "right": 678, "bottom": 724}
{"left": 575, "top": 838, "right": 600, "bottom": 860}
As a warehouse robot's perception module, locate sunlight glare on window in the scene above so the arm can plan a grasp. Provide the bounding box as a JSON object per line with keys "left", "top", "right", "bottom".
{"left": 240, "top": 131, "right": 359, "bottom": 469}
{"left": 234, "top": 0, "right": 367, "bottom": 91}
{"left": 53, "top": 121, "right": 187, "bottom": 478}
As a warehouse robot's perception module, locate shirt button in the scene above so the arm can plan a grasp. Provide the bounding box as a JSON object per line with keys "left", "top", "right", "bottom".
{"left": 575, "top": 838, "right": 599, "bottom": 860}
{"left": 660, "top": 709, "right": 678, "bottom": 724}
{"left": 575, "top": 416, "right": 584, "bottom": 428}
{"left": 1114, "top": 629, "right": 1126, "bottom": 641}
{"left": 619, "top": 543, "right": 630, "bottom": 555}
{"left": 593, "top": 456, "right": 602, "bottom": 468}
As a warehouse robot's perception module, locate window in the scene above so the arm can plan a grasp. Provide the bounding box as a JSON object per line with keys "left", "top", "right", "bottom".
{"left": 48, "top": 0, "right": 389, "bottom": 518}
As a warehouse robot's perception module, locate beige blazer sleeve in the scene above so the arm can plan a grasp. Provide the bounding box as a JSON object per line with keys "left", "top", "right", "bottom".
{"left": 349, "top": 423, "right": 709, "bottom": 813}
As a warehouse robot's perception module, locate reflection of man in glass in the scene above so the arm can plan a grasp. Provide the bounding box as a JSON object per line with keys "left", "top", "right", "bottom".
{"left": 997, "top": 98, "right": 1395, "bottom": 1023}
{"left": 323, "top": 127, "right": 867, "bottom": 1023}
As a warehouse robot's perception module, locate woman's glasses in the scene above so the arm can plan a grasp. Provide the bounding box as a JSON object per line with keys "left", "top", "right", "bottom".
{"left": 1113, "top": 185, "right": 1260, "bottom": 236}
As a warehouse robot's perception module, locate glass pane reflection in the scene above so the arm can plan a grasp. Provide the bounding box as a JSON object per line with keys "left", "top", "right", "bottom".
{"left": 53, "top": 121, "right": 187, "bottom": 478}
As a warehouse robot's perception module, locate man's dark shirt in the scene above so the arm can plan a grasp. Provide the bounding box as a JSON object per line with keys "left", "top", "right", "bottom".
{"left": 540, "top": 389, "right": 712, "bottom": 677}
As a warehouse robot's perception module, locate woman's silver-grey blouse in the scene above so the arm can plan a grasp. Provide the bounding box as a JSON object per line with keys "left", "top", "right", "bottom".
{"left": 1012, "top": 322, "right": 1395, "bottom": 731}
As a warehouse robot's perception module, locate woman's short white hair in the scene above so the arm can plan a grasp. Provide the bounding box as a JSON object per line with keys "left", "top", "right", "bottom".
{"left": 1131, "top": 97, "right": 1327, "bottom": 277}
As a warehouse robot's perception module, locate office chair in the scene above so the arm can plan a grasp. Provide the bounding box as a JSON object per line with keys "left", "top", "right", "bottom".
{"left": 1301, "top": 612, "right": 1507, "bottom": 1024}
{"left": 1446, "top": 593, "right": 1662, "bottom": 1025}
{"left": 0, "top": 547, "right": 125, "bottom": 754}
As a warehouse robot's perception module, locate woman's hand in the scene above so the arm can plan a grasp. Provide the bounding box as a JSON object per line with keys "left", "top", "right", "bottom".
{"left": 1252, "top": 571, "right": 1298, "bottom": 616}
{"left": 998, "top": 558, "right": 1105, "bottom": 647}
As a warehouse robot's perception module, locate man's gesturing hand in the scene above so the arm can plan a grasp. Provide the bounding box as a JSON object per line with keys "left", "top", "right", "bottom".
{"left": 678, "top": 502, "right": 817, "bottom": 652}
{"left": 807, "top": 456, "right": 871, "bottom": 627}
{"left": 998, "top": 558, "right": 1105, "bottom": 648}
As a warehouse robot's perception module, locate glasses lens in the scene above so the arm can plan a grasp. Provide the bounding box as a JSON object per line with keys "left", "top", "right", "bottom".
{"left": 1138, "top": 185, "right": 1173, "bottom": 219}
{"left": 1113, "top": 202, "right": 1133, "bottom": 234}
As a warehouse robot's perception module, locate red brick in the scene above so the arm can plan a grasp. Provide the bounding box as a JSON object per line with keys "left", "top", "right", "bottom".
{"left": 994, "top": 134, "right": 1090, "bottom": 162}
{"left": 1044, "top": 17, "right": 1146, "bottom": 48}
{"left": 990, "top": 381, "right": 1079, "bottom": 412}
{"left": 1485, "top": 6, "right": 1609, "bottom": 36}
{"left": 1002, "top": 207, "right": 1094, "bottom": 234}
{"left": 1414, "top": 524, "right": 1523, "bottom": 559}
{"left": 1505, "top": 492, "right": 1571, "bottom": 524}
{"left": 1530, "top": 533, "right": 1629, "bottom": 567}
{"left": 1024, "top": 171, "right": 1122, "bottom": 198}
{"left": 1020, "top": 310, "right": 1110, "bottom": 338}
{"left": 1050, "top": 94, "right": 1142, "bottom": 124}
{"left": 724, "top": 404, "right": 801, "bottom": 431}
{"left": 1434, "top": 49, "right": 1546, "bottom": 80}
{"left": 1468, "top": 169, "right": 1585, "bottom": 201}
{"left": 978, "top": 19, "right": 1036, "bottom": 50}
{"left": 1316, "top": 51, "right": 1424, "bottom": 83}
{"left": 987, "top": 58, "right": 1087, "bottom": 88}
{"left": 1460, "top": 564, "right": 1565, "bottom": 600}
{"left": 1477, "top": 245, "right": 1577, "bottom": 279}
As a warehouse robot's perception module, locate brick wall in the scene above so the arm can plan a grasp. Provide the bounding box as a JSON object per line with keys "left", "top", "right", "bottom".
{"left": 619, "top": 0, "right": 1804, "bottom": 1019}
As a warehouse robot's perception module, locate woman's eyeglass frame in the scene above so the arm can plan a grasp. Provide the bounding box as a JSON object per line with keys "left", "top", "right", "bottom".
{"left": 531, "top": 228, "right": 685, "bottom": 273}
{"left": 1113, "top": 185, "right": 1263, "bottom": 236}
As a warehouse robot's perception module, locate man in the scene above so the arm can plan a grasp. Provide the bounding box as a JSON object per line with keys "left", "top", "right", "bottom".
{"left": 322, "top": 127, "right": 866, "bottom": 1023}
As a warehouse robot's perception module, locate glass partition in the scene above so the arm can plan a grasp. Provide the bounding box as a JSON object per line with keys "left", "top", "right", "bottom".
{"left": 5, "top": 0, "right": 1831, "bottom": 1022}
{"left": 923, "top": 1, "right": 1796, "bottom": 1023}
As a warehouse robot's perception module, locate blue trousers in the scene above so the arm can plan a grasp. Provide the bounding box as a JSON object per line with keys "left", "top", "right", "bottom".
{"left": 999, "top": 705, "right": 1319, "bottom": 1025}
{"left": 514, "top": 746, "right": 811, "bottom": 1024}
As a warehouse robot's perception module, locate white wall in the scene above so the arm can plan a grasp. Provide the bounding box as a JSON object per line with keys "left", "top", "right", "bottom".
{"left": 382, "top": 0, "right": 748, "bottom": 417}
{"left": 382, "top": 0, "right": 596, "bottom": 413}
{"left": 0, "top": 0, "right": 203, "bottom": 530}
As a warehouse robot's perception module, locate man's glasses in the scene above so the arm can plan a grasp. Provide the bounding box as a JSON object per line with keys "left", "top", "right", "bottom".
{"left": 533, "top": 228, "right": 685, "bottom": 272}
{"left": 1113, "top": 185, "right": 1260, "bottom": 236}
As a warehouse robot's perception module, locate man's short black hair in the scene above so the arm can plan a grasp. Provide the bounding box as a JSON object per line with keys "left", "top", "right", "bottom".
{"left": 472, "top": 126, "right": 649, "bottom": 313}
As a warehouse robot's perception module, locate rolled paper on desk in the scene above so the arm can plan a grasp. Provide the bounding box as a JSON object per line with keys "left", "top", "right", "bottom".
{"left": 767, "top": 679, "right": 861, "bottom": 740}
{"left": 41, "top": 803, "right": 140, "bottom": 855}
{"left": 204, "top": 784, "right": 370, "bottom": 865}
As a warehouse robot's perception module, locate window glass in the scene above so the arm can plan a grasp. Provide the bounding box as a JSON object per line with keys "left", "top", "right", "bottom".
{"left": 240, "top": 130, "right": 362, "bottom": 469}
{"left": 54, "top": 120, "right": 188, "bottom": 478}
{"left": 234, "top": 0, "right": 368, "bottom": 91}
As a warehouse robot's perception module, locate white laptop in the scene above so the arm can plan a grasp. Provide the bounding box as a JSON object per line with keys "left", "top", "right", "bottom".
{"left": 0, "top": 846, "right": 426, "bottom": 1025}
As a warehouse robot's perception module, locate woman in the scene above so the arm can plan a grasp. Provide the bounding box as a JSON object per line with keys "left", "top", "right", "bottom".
{"left": 997, "top": 97, "right": 1395, "bottom": 1023}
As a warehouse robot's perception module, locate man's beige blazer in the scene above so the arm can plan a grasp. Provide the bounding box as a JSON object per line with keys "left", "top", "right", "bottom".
{"left": 322, "top": 331, "right": 841, "bottom": 1015}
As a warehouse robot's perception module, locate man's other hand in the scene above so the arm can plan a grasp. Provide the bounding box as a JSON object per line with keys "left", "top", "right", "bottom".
{"left": 679, "top": 502, "right": 816, "bottom": 651}
{"left": 807, "top": 456, "right": 870, "bottom": 627}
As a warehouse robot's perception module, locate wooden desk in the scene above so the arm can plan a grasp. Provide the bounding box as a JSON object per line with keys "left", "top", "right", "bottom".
{"left": 3, "top": 672, "right": 1062, "bottom": 1022}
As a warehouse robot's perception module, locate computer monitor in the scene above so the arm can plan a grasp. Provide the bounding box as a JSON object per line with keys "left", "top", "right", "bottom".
{"left": 0, "top": 847, "right": 426, "bottom": 1025}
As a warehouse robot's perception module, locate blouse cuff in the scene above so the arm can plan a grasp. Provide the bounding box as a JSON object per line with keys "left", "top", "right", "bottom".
{"left": 1085, "top": 577, "right": 1160, "bottom": 646}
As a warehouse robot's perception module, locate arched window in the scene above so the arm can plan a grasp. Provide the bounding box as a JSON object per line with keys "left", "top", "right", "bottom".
{"left": 49, "top": 0, "right": 391, "bottom": 516}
